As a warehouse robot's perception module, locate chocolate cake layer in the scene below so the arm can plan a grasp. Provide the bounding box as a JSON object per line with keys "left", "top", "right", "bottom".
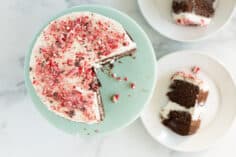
{"left": 167, "top": 80, "right": 200, "bottom": 108}
{"left": 172, "top": 0, "right": 193, "bottom": 14}
{"left": 162, "top": 111, "right": 201, "bottom": 136}
{"left": 195, "top": 0, "right": 215, "bottom": 17}
{"left": 172, "top": 0, "right": 215, "bottom": 17}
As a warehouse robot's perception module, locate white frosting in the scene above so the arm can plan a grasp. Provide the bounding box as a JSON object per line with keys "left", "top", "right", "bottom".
{"left": 173, "top": 12, "right": 211, "bottom": 26}
{"left": 160, "top": 102, "right": 204, "bottom": 120}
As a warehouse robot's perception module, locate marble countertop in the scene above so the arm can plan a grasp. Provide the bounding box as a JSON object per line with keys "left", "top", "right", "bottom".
{"left": 1, "top": 0, "right": 236, "bottom": 156}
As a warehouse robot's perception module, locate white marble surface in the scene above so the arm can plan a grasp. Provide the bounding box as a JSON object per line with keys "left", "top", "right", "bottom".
{"left": 1, "top": 0, "right": 236, "bottom": 156}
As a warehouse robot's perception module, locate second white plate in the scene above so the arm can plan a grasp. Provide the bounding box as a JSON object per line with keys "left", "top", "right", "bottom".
{"left": 138, "top": 0, "right": 236, "bottom": 42}
{"left": 141, "top": 50, "right": 236, "bottom": 152}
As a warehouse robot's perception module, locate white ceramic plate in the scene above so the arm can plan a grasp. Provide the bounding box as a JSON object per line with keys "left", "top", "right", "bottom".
{"left": 141, "top": 50, "right": 236, "bottom": 152}
{"left": 138, "top": 0, "right": 236, "bottom": 42}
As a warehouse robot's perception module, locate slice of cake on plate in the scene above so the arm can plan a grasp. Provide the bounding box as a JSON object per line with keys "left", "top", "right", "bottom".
{"left": 172, "top": 0, "right": 216, "bottom": 26}
{"left": 160, "top": 69, "right": 209, "bottom": 135}
{"left": 29, "top": 12, "right": 136, "bottom": 124}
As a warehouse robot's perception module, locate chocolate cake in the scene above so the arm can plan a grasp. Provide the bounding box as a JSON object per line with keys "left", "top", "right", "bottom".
{"left": 172, "top": 0, "right": 216, "bottom": 26}
{"left": 160, "top": 70, "right": 209, "bottom": 135}
{"left": 29, "top": 12, "right": 136, "bottom": 123}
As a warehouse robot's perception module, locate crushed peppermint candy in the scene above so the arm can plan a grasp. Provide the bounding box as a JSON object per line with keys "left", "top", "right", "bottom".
{"left": 124, "top": 77, "right": 128, "bottom": 81}
{"left": 111, "top": 73, "right": 117, "bottom": 78}
{"left": 110, "top": 73, "right": 123, "bottom": 82}
{"left": 116, "top": 77, "right": 122, "bottom": 81}
{"left": 192, "top": 66, "right": 200, "bottom": 74}
{"left": 130, "top": 82, "right": 136, "bottom": 89}
{"left": 111, "top": 94, "right": 120, "bottom": 103}
{"left": 31, "top": 13, "right": 130, "bottom": 119}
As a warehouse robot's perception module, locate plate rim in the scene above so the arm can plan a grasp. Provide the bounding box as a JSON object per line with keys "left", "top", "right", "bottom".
{"left": 137, "top": 0, "right": 236, "bottom": 43}
{"left": 24, "top": 4, "right": 157, "bottom": 135}
{"left": 141, "top": 50, "right": 236, "bottom": 152}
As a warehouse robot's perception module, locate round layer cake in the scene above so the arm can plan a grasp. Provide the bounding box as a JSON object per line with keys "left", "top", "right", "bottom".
{"left": 29, "top": 12, "right": 136, "bottom": 124}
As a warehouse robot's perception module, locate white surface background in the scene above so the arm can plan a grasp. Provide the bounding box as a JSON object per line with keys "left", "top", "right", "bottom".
{"left": 0, "top": 0, "right": 236, "bottom": 156}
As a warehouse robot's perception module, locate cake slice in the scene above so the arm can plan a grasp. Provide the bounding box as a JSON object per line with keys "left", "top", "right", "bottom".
{"left": 160, "top": 70, "right": 209, "bottom": 135}
{"left": 172, "top": 0, "right": 216, "bottom": 26}
{"left": 29, "top": 12, "right": 136, "bottom": 123}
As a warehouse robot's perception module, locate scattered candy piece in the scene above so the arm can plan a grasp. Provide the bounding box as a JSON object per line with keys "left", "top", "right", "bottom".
{"left": 111, "top": 73, "right": 116, "bottom": 78}
{"left": 111, "top": 94, "right": 120, "bottom": 103}
{"left": 130, "top": 83, "right": 136, "bottom": 89}
{"left": 192, "top": 66, "right": 200, "bottom": 74}
{"left": 67, "top": 59, "right": 73, "bottom": 66}
{"left": 116, "top": 77, "right": 122, "bottom": 81}
{"left": 124, "top": 77, "right": 128, "bottom": 81}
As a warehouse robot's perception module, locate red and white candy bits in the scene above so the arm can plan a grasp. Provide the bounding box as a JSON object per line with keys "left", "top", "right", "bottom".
{"left": 130, "top": 82, "right": 136, "bottom": 89}
{"left": 111, "top": 94, "right": 120, "bottom": 103}
{"left": 192, "top": 66, "right": 200, "bottom": 74}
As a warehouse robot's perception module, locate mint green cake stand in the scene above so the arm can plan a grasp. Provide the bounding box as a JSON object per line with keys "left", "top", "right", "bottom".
{"left": 24, "top": 5, "right": 157, "bottom": 135}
